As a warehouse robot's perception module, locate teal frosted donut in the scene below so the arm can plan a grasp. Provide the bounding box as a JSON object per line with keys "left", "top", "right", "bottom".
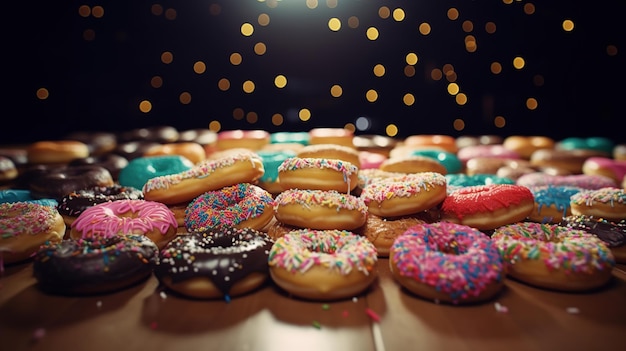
{"left": 558, "top": 137, "right": 614, "bottom": 155}
{"left": 118, "top": 155, "right": 194, "bottom": 190}
{"left": 0, "top": 189, "right": 58, "bottom": 207}
{"left": 270, "top": 132, "right": 310, "bottom": 145}
{"left": 257, "top": 149, "right": 297, "bottom": 194}
{"left": 410, "top": 149, "right": 462, "bottom": 174}
{"left": 445, "top": 173, "right": 514, "bottom": 194}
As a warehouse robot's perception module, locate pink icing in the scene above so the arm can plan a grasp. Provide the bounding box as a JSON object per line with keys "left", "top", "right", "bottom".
{"left": 585, "top": 157, "right": 626, "bottom": 182}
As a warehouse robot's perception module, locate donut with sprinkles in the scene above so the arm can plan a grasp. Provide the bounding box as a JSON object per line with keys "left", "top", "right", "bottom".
{"left": 389, "top": 222, "right": 505, "bottom": 304}
{"left": 560, "top": 215, "right": 626, "bottom": 264}
{"left": 277, "top": 156, "right": 359, "bottom": 193}
{"left": 268, "top": 229, "right": 378, "bottom": 301}
{"left": 570, "top": 187, "right": 626, "bottom": 221}
{"left": 492, "top": 222, "right": 615, "bottom": 292}
{"left": 526, "top": 185, "right": 583, "bottom": 224}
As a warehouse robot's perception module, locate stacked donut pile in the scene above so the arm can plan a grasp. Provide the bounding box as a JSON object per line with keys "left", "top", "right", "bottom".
{"left": 0, "top": 128, "right": 625, "bottom": 306}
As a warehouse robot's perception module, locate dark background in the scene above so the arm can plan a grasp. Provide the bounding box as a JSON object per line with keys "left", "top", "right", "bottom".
{"left": 5, "top": 0, "right": 626, "bottom": 144}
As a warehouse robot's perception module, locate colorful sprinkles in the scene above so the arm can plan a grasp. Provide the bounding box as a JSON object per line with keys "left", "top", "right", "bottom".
{"left": 0, "top": 202, "right": 59, "bottom": 238}
{"left": 360, "top": 172, "right": 447, "bottom": 203}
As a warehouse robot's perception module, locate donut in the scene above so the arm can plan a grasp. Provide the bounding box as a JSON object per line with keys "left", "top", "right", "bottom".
{"left": 409, "top": 149, "right": 462, "bottom": 174}
{"left": 353, "top": 134, "right": 398, "bottom": 157}
{"left": 26, "top": 140, "right": 90, "bottom": 164}
{"left": 0, "top": 202, "right": 65, "bottom": 264}
{"left": 379, "top": 155, "right": 448, "bottom": 175}
{"left": 113, "top": 141, "right": 161, "bottom": 160}
{"left": 69, "top": 199, "right": 178, "bottom": 250}
{"left": 143, "top": 142, "right": 206, "bottom": 164}
{"left": 0, "top": 189, "right": 58, "bottom": 207}
{"left": 440, "top": 184, "right": 535, "bottom": 231}
{"left": 184, "top": 183, "right": 275, "bottom": 232}
{"left": 516, "top": 172, "right": 617, "bottom": 190}
{"left": 465, "top": 157, "right": 532, "bottom": 176}
{"left": 492, "top": 222, "right": 615, "bottom": 291}
{"left": 65, "top": 131, "right": 118, "bottom": 156}
{"left": 68, "top": 153, "right": 129, "bottom": 181}
{"left": 274, "top": 189, "right": 368, "bottom": 230}
{"left": 268, "top": 229, "right": 378, "bottom": 300}
{"left": 28, "top": 165, "right": 115, "bottom": 200}
{"left": 178, "top": 128, "right": 218, "bottom": 148}
{"left": 457, "top": 144, "right": 520, "bottom": 164}
{"left": 502, "top": 135, "right": 555, "bottom": 159}
{"left": 270, "top": 131, "right": 310, "bottom": 146}
{"left": 569, "top": 187, "right": 626, "bottom": 221}
{"left": 216, "top": 129, "right": 270, "bottom": 151}
{"left": 445, "top": 173, "right": 515, "bottom": 188}
{"left": 142, "top": 151, "right": 265, "bottom": 205}
{"left": 118, "top": 155, "right": 194, "bottom": 191}
{"left": 582, "top": 157, "right": 626, "bottom": 184}
{"left": 530, "top": 148, "right": 606, "bottom": 174}
{"left": 119, "top": 125, "right": 180, "bottom": 143}
{"left": 256, "top": 149, "right": 298, "bottom": 194}
{"left": 455, "top": 135, "right": 503, "bottom": 149}
{"left": 403, "top": 134, "right": 458, "bottom": 154}
{"left": 277, "top": 157, "right": 359, "bottom": 193}
{"left": 359, "top": 213, "right": 428, "bottom": 257}
{"left": 296, "top": 143, "right": 361, "bottom": 168}
{"left": 167, "top": 203, "right": 188, "bottom": 233}
{"left": 526, "top": 185, "right": 582, "bottom": 224}
{"left": 33, "top": 234, "right": 158, "bottom": 295}
{"left": 0, "top": 147, "right": 29, "bottom": 171}
{"left": 266, "top": 218, "right": 299, "bottom": 241}
{"left": 560, "top": 215, "right": 626, "bottom": 264}
{"left": 358, "top": 151, "right": 388, "bottom": 170}
{"left": 308, "top": 128, "right": 355, "bottom": 148}
{"left": 613, "top": 144, "right": 626, "bottom": 161}
{"left": 356, "top": 169, "right": 407, "bottom": 192}
{"left": 57, "top": 184, "right": 144, "bottom": 227}
{"left": 389, "top": 222, "right": 505, "bottom": 304}
{"left": 360, "top": 172, "right": 447, "bottom": 217}
{"left": 154, "top": 227, "right": 274, "bottom": 299}
{"left": 556, "top": 137, "right": 614, "bottom": 156}
{"left": 0, "top": 156, "right": 18, "bottom": 184}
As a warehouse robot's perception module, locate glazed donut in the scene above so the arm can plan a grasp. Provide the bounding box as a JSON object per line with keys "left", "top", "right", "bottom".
{"left": 26, "top": 140, "right": 90, "bottom": 164}
{"left": 409, "top": 149, "right": 462, "bottom": 174}
{"left": 403, "top": 134, "right": 458, "bottom": 154}
{"left": 530, "top": 148, "right": 605, "bottom": 174}
{"left": 353, "top": 134, "right": 398, "bottom": 157}
{"left": 379, "top": 155, "right": 448, "bottom": 175}
{"left": 216, "top": 129, "right": 270, "bottom": 151}
{"left": 143, "top": 142, "right": 206, "bottom": 164}
{"left": 274, "top": 189, "right": 368, "bottom": 230}
{"left": 266, "top": 218, "right": 299, "bottom": 241}
{"left": 556, "top": 136, "right": 614, "bottom": 156}
{"left": 356, "top": 169, "right": 407, "bottom": 192}
{"left": 516, "top": 172, "right": 617, "bottom": 190}
{"left": 440, "top": 184, "right": 535, "bottom": 231}
{"left": 28, "top": 165, "right": 115, "bottom": 200}
{"left": 118, "top": 155, "right": 194, "bottom": 191}
{"left": 167, "top": 203, "right": 188, "bottom": 232}
{"left": 57, "top": 184, "right": 144, "bottom": 227}
{"left": 492, "top": 222, "right": 615, "bottom": 291}
{"left": 178, "top": 128, "right": 218, "bottom": 152}
{"left": 0, "top": 156, "right": 18, "bottom": 184}
{"left": 268, "top": 229, "right": 378, "bottom": 300}
{"left": 457, "top": 144, "right": 520, "bottom": 164}
{"left": 455, "top": 135, "right": 503, "bottom": 149}
{"left": 68, "top": 153, "right": 129, "bottom": 181}
{"left": 119, "top": 125, "right": 180, "bottom": 143}
{"left": 65, "top": 131, "right": 118, "bottom": 156}
{"left": 390, "top": 222, "right": 505, "bottom": 304}
{"left": 142, "top": 151, "right": 265, "bottom": 205}
{"left": 154, "top": 227, "right": 274, "bottom": 299}
{"left": 360, "top": 172, "right": 447, "bottom": 217}
{"left": 569, "top": 187, "right": 626, "bottom": 221}
{"left": 277, "top": 157, "right": 359, "bottom": 193}
{"left": 185, "top": 183, "right": 275, "bottom": 232}
{"left": 33, "top": 234, "right": 158, "bottom": 295}
{"left": 359, "top": 214, "right": 428, "bottom": 257}
{"left": 69, "top": 199, "right": 178, "bottom": 250}
{"left": 308, "top": 128, "right": 355, "bottom": 148}
{"left": 526, "top": 185, "right": 582, "bottom": 224}
{"left": 256, "top": 149, "right": 297, "bottom": 195}
{"left": 560, "top": 215, "right": 626, "bottom": 264}
{"left": 502, "top": 135, "right": 555, "bottom": 159}
{"left": 465, "top": 157, "right": 532, "bottom": 176}
{"left": 296, "top": 143, "right": 361, "bottom": 168}
{"left": 582, "top": 157, "right": 626, "bottom": 184}
{"left": 613, "top": 144, "right": 626, "bottom": 161}
{"left": 0, "top": 202, "right": 65, "bottom": 264}
{"left": 0, "top": 189, "right": 58, "bottom": 207}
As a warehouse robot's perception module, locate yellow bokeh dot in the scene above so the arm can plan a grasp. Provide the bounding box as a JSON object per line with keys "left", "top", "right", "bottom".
{"left": 328, "top": 18, "right": 341, "bottom": 31}
{"left": 366, "top": 89, "right": 378, "bottom": 102}
{"left": 344, "top": 123, "right": 356, "bottom": 133}
{"left": 306, "top": 0, "right": 318, "bottom": 10}
{"left": 299, "top": 109, "right": 311, "bottom": 122}
{"left": 453, "top": 119, "right": 465, "bottom": 132}
{"left": 139, "top": 100, "right": 152, "bottom": 113}
{"left": 193, "top": 61, "right": 206, "bottom": 74}
{"left": 562, "top": 19, "right": 574, "bottom": 32}
{"left": 403, "top": 93, "right": 415, "bottom": 106}
{"left": 241, "top": 23, "right": 254, "bottom": 36}
{"left": 36, "top": 88, "right": 49, "bottom": 100}
{"left": 243, "top": 80, "right": 256, "bottom": 93}
{"left": 161, "top": 51, "right": 173, "bottom": 64}
{"left": 513, "top": 56, "right": 525, "bottom": 69}
{"left": 373, "top": 64, "right": 386, "bottom": 77}
{"left": 366, "top": 27, "right": 379, "bottom": 40}
{"left": 526, "top": 97, "right": 538, "bottom": 110}
{"left": 378, "top": 6, "right": 390, "bottom": 19}
{"left": 447, "top": 8, "right": 459, "bottom": 21}
{"left": 179, "top": 92, "right": 191, "bottom": 105}
{"left": 386, "top": 124, "right": 398, "bottom": 137}
{"left": 330, "top": 84, "right": 343, "bottom": 97}
{"left": 254, "top": 42, "right": 267, "bottom": 55}
{"left": 258, "top": 13, "right": 270, "bottom": 26}
{"left": 208, "top": 120, "right": 221, "bottom": 132}
{"left": 392, "top": 8, "right": 405, "bottom": 21}
{"left": 230, "top": 53, "right": 243, "bottom": 65}
{"left": 462, "top": 20, "right": 473, "bottom": 32}
{"left": 406, "top": 52, "right": 418, "bottom": 65}
{"left": 491, "top": 62, "right": 502, "bottom": 74}
{"left": 455, "top": 93, "right": 468, "bottom": 105}
{"left": 274, "top": 75, "right": 287, "bottom": 88}
{"left": 419, "top": 23, "right": 431, "bottom": 35}
{"left": 218, "top": 78, "right": 230, "bottom": 91}
{"left": 447, "top": 83, "right": 460, "bottom": 95}
{"left": 494, "top": 116, "right": 506, "bottom": 128}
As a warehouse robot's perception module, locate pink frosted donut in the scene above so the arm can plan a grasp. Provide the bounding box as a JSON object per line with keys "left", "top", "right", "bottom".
{"left": 516, "top": 172, "right": 617, "bottom": 190}
{"left": 185, "top": 183, "right": 275, "bottom": 232}
{"left": 582, "top": 157, "right": 626, "bottom": 184}
{"left": 389, "top": 222, "right": 504, "bottom": 304}
{"left": 70, "top": 199, "right": 178, "bottom": 249}
{"left": 457, "top": 144, "right": 520, "bottom": 163}
{"left": 358, "top": 151, "right": 387, "bottom": 169}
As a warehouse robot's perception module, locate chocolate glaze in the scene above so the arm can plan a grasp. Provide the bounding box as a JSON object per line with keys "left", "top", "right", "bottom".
{"left": 57, "top": 184, "right": 143, "bottom": 218}
{"left": 154, "top": 227, "right": 274, "bottom": 297}
{"left": 560, "top": 215, "right": 626, "bottom": 247}
{"left": 28, "top": 164, "right": 114, "bottom": 200}
{"left": 33, "top": 234, "right": 159, "bottom": 295}
{"left": 68, "top": 153, "right": 129, "bottom": 180}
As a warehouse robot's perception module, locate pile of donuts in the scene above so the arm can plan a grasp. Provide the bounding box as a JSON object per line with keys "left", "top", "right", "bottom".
{"left": 1, "top": 127, "right": 625, "bottom": 306}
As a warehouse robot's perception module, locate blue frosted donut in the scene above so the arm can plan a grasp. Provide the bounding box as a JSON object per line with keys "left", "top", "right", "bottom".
{"left": 0, "top": 189, "right": 58, "bottom": 207}
{"left": 445, "top": 173, "right": 515, "bottom": 194}
{"left": 410, "top": 149, "right": 462, "bottom": 174}
{"left": 270, "top": 132, "right": 310, "bottom": 145}
{"left": 118, "top": 155, "right": 194, "bottom": 190}
{"left": 527, "top": 185, "right": 582, "bottom": 223}
{"left": 256, "top": 149, "right": 297, "bottom": 193}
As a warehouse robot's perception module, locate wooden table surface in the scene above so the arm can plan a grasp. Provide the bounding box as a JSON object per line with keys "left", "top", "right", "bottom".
{"left": 1, "top": 257, "right": 625, "bottom": 351}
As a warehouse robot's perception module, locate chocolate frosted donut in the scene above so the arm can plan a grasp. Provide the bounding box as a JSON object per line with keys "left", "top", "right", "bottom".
{"left": 28, "top": 165, "right": 115, "bottom": 200}
{"left": 33, "top": 234, "right": 159, "bottom": 295}
{"left": 68, "top": 153, "right": 129, "bottom": 180}
{"left": 560, "top": 214, "right": 626, "bottom": 263}
{"left": 154, "top": 227, "right": 274, "bottom": 299}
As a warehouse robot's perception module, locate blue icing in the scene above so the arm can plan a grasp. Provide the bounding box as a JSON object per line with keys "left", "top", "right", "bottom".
{"left": 410, "top": 149, "right": 462, "bottom": 174}
{"left": 0, "top": 189, "right": 58, "bottom": 207}
{"left": 445, "top": 174, "right": 515, "bottom": 188}
{"left": 257, "top": 150, "right": 297, "bottom": 183}
{"left": 118, "top": 155, "right": 194, "bottom": 190}
{"left": 270, "top": 132, "right": 310, "bottom": 145}
{"left": 530, "top": 185, "right": 582, "bottom": 217}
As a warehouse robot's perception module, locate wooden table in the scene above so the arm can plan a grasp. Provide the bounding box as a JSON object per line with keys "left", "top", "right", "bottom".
{"left": 1, "top": 259, "right": 625, "bottom": 351}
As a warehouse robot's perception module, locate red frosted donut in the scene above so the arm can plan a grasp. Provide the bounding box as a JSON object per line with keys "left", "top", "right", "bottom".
{"left": 28, "top": 165, "right": 115, "bottom": 200}
{"left": 277, "top": 157, "right": 359, "bottom": 193}
{"left": 360, "top": 172, "right": 447, "bottom": 217}
{"left": 492, "top": 222, "right": 615, "bottom": 291}
{"left": 185, "top": 183, "right": 275, "bottom": 232}
{"left": 27, "top": 140, "right": 90, "bottom": 164}
{"left": 70, "top": 199, "right": 178, "bottom": 250}
{"left": 390, "top": 222, "right": 505, "bottom": 304}
{"left": 216, "top": 129, "right": 270, "bottom": 151}
{"left": 33, "top": 234, "right": 159, "bottom": 295}
{"left": 440, "top": 184, "right": 535, "bottom": 231}
{"left": 142, "top": 151, "right": 265, "bottom": 205}
{"left": 0, "top": 202, "right": 66, "bottom": 264}
{"left": 268, "top": 229, "right": 378, "bottom": 300}
{"left": 569, "top": 187, "right": 626, "bottom": 221}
